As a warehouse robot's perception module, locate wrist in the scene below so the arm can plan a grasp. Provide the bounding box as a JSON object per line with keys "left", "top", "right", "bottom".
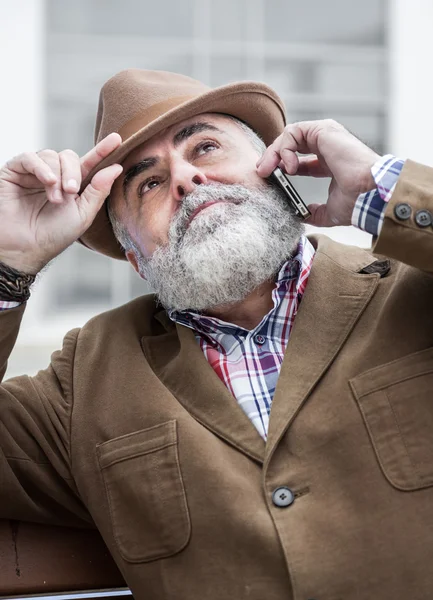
{"left": 0, "top": 251, "right": 45, "bottom": 276}
{"left": 358, "top": 155, "right": 380, "bottom": 195}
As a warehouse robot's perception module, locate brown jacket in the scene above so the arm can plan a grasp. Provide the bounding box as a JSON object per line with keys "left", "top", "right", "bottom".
{"left": 1, "top": 159, "right": 433, "bottom": 600}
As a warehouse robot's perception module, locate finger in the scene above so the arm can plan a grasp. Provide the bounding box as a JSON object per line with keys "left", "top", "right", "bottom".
{"left": 59, "top": 149, "right": 81, "bottom": 201}
{"left": 6, "top": 152, "right": 57, "bottom": 186}
{"left": 306, "top": 203, "right": 329, "bottom": 227}
{"left": 80, "top": 133, "right": 122, "bottom": 180}
{"left": 37, "top": 150, "right": 64, "bottom": 204}
{"left": 258, "top": 121, "right": 331, "bottom": 179}
{"left": 257, "top": 123, "right": 308, "bottom": 177}
{"left": 277, "top": 124, "right": 314, "bottom": 175}
{"left": 296, "top": 155, "right": 332, "bottom": 178}
{"left": 307, "top": 203, "right": 342, "bottom": 227}
{"left": 76, "top": 163, "right": 123, "bottom": 227}
{"left": 256, "top": 134, "right": 284, "bottom": 178}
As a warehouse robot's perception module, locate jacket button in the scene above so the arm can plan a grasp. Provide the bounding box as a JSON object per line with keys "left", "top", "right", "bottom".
{"left": 394, "top": 203, "right": 412, "bottom": 220}
{"left": 272, "top": 486, "right": 294, "bottom": 507}
{"left": 415, "top": 209, "right": 432, "bottom": 227}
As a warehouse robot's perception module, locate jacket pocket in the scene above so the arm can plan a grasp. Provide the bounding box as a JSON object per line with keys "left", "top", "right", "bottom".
{"left": 350, "top": 347, "right": 433, "bottom": 491}
{"left": 97, "top": 420, "right": 190, "bottom": 563}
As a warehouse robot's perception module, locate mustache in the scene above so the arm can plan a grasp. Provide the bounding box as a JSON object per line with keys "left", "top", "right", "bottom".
{"left": 170, "top": 182, "right": 268, "bottom": 239}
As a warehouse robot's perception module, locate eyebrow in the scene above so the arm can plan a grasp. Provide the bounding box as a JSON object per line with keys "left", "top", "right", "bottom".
{"left": 122, "top": 122, "right": 223, "bottom": 198}
{"left": 172, "top": 121, "right": 222, "bottom": 147}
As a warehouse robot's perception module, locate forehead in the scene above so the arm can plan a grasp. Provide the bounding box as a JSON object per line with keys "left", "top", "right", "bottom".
{"left": 122, "top": 112, "right": 242, "bottom": 168}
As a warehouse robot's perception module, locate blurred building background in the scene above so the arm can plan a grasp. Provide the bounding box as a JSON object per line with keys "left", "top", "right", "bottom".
{"left": 1, "top": 0, "right": 432, "bottom": 377}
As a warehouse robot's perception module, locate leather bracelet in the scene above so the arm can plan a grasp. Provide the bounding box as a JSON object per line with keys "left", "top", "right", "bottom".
{"left": 0, "top": 261, "right": 36, "bottom": 302}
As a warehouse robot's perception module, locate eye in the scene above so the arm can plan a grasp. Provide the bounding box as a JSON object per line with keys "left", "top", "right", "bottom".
{"left": 195, "top": 140, "right": 219, "bottom": 156}
{"left": 138, "top": 177, "right": 160, "bottom": 196}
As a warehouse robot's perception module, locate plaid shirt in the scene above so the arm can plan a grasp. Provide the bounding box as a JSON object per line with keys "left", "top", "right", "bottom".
{"left": 0, "top": 299, "right": 23, "bottom": 310}
{"left": 0, "top": 155, "right": 405, "bottom": 439}
{"left": 171, "top": 236, "right": 314, "bottom": 439}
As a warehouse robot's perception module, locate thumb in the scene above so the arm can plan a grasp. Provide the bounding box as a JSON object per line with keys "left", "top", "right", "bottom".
{"left": 77, "top": 163, "right": 123, "bottom": 225}
{"left": 307, "top": 203, "right": 332, "bottom": 227}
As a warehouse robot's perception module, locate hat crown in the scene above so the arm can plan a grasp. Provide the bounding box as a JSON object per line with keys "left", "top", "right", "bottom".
{"left": 95, "top": 69, "right": 211, "bottom": 144}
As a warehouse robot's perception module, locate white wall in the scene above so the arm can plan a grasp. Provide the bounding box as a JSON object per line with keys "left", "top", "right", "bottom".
{"left": 0, "top": 0, "right": 45, "bottom": 165}
{"left": 387, "top": 0, "right": 433, "bottom": 165}
{"left": 0, "top": 0, "right": 51, "bottom": 378}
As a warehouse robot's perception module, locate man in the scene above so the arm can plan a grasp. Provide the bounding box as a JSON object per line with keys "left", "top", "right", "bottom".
{"left": 0, "top": 69, "right": 432, "bottom": 599}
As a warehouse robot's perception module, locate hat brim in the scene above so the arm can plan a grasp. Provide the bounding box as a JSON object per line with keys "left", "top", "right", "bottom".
{"left": 79, "top": 81, "right": 286, "bottom": 260}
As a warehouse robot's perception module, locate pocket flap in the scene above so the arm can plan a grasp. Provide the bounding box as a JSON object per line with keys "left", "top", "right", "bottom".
{"left": 97, "top": 420, "right": 177, "bottom": 469}
{"left": 350, "top": 346, "right": 433, "bottom": 398}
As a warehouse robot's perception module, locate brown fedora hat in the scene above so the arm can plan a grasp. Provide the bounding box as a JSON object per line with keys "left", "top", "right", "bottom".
{"left": 79, "top": 69, "right": 286, "bottom": 260}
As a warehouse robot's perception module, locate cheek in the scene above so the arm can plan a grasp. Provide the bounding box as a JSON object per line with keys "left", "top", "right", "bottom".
{"left": 243, "top": 170, "right": 266, "bottom": 188}
{"left": 208, "top": 166, "right": 259, "bottom": 187}
{"left": 208, "top": 154, "right": 263, "bottom": 187}
{"left": 137, "top": 203, "right": 173, "bottom": 252}
{"left": 228, "top": 168, "right": 265, "bottom": 189}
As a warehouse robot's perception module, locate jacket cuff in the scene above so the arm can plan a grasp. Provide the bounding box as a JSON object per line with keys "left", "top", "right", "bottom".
{"left": 373, "top": 159, "right": 433, "bottom": 272}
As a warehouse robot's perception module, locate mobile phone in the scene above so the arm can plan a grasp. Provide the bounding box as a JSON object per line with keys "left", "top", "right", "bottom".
{"left": 270, "top": 167, "right": 311, "bottom": 220}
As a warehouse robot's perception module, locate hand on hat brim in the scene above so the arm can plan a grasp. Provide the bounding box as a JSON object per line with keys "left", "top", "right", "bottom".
{"left": 80, "top": 133, "right": 123, "bottom": 182}
{"left": 77, "top": 162, "right": 123, "bottom": 230}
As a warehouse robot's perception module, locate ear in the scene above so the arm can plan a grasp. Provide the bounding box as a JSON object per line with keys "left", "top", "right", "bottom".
{"left": 125, "top": 250, "right": 147, "bottom": 281}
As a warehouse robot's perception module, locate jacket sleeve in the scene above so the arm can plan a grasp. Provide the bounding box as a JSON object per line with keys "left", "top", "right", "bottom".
{"left": 0, "top": 304, "right": 94, "bottom": 528}
{"left": 373, "top": 159, "right": 433, "bottom": 272}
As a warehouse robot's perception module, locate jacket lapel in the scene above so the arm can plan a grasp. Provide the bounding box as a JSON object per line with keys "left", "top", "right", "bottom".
{"left": 141, "top": 316, "right": 265, "bottom": 464}
{"left": 265, "top": 235, "right": 382, "bottom": 462}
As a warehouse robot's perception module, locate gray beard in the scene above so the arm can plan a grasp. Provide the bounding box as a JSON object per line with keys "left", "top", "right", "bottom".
{"left": 135, "top": 181, "right": 304, "bottom": 312}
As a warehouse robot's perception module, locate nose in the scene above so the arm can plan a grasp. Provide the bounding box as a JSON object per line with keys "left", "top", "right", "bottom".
{"left": 171, "top": 159, "right": 208, "bottom": 202}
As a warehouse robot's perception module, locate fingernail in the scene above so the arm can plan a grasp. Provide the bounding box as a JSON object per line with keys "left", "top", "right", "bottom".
{"left": 67, "top": 179, "right": 78, "bottom": 192}
{"left": 54, "top": 190, "right": 63, "bottom": 201}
